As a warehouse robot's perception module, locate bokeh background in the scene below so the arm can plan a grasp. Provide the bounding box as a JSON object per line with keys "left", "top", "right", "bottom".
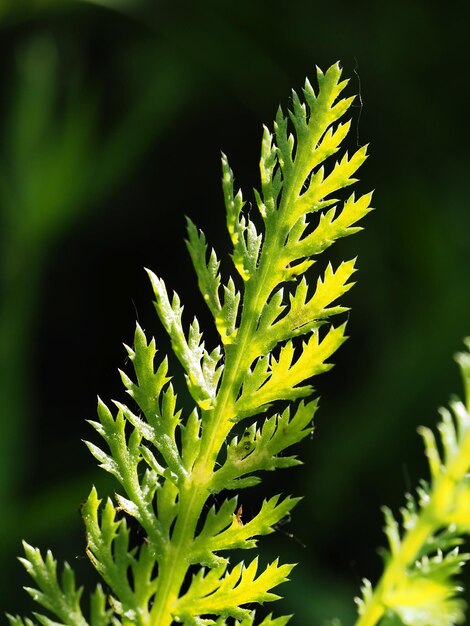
{"left": 1, "top": 0, "right": 470, "bottom": 623}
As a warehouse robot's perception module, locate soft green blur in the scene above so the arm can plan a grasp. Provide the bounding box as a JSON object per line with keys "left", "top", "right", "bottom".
{"left": 1, "top": 0, "right": 470, "bottom": 622}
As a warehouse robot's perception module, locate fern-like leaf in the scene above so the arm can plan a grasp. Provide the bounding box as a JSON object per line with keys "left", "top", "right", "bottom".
{"left": 14, "top": 63, "right": 371, "bottom": 626}
{"left": 354, "top": 339, "right": 470, "bottom": 626}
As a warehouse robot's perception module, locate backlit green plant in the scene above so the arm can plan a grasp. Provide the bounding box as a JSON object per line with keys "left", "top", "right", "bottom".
{"left": 353, "top": 342, "right": 470, "bottom": 626}
{"left": 8, "top": 54, "right": 470, "bottom": 626}
{"left": 7, "top": 63, "right": 372, "bottom": 625}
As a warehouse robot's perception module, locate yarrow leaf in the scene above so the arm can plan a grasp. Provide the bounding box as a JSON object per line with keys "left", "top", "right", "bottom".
{"left": 12, "top": 62, "right": 371, "bottom": 626}
{"left": 353, "top": 340, "right": 470, "bottom": 626}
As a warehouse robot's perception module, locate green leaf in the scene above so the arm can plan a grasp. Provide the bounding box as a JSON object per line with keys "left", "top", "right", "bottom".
{"left": 212, "top": 401, "right": 317, "bottom": 493}
{"left": 17, "top": 543, "right": 89, "bottom": 626}
{"left": 384, "top": 550, "right": 469, "bottom": 626}
{"left": 222, "top": 154, "right": 263, "bottom": 282}
{"left": 81, "top": 488, "right": 157, "bottom": 622}
{"left": 14, "top": 64, "right": 370, "bottom": 626}
{"left": 353, "top": 342, "right": 470, "bottom": 626}
{"left": 7, "top": 617, "right": 38, "bottom": 626}
{"left": 175, "top": 558, "right": 294, "bottom": 622}
{"left": 147, "top": 271, "right": 221, "bottom": 409}
{"left": 190, "top": 495, "right": 300, "bottom": 565}
{"left": 236, "top": 324, "right": 346, "bottom": 416}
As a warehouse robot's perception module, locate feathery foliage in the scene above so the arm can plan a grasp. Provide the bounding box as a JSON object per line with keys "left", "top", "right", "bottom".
{"left": 9, "top": 63, "right": 371, "bottom": 625}
{"left": 353, "top": 340, "right": 470, "bottom": 626}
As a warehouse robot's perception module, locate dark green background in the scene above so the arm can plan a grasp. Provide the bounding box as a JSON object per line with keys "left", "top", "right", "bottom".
{"left": 1, "top": 1, "right": 470, "bottom": 623}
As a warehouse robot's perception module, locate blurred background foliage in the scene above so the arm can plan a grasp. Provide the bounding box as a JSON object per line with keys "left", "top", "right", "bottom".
{"left": 1, "top": 0, "right": 470, "bottom": 623}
